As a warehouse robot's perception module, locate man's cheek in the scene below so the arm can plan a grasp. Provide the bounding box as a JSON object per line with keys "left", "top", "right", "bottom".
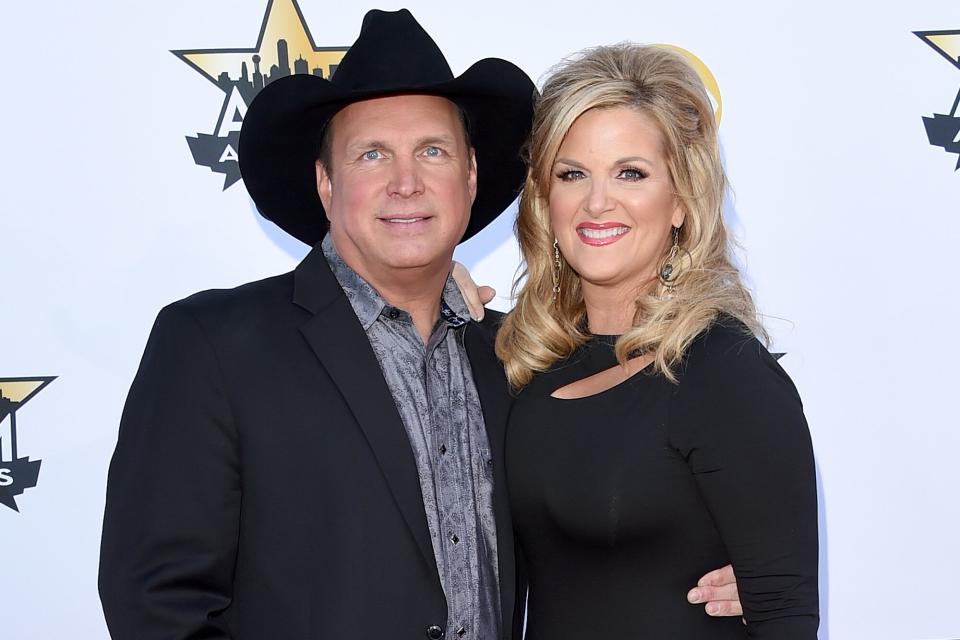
{"left": 341, "top": 189, "right": 375, "bottom": 223}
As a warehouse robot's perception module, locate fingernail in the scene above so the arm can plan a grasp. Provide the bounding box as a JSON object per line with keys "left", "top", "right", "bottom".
{"left": 706, "top": 603, "right": 719, "bottom": 616}
{"left": 687, "top": 589, "right": 701, "bottom": 603}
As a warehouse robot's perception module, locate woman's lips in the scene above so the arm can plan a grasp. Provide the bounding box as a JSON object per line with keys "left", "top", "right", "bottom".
{"left": 576, "top": 223, "right": 630, "bottom": 246}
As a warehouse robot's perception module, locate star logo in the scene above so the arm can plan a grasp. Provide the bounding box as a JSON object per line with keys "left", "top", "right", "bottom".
{"left": 173, "top": 0, "right": 349, "bottom": 188}
{"left": 0, "top": 377, "right": 56, "bottom": 512}
{"left": 914, "top": 30, "right": 960, "bottom": 169}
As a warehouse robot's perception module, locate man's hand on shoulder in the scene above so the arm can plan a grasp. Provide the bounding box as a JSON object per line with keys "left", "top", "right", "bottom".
{"left": 452, "top": 261, "right": 495, "bottom": 321}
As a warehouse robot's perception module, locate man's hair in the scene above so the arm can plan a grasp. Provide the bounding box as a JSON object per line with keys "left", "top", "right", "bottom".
{"left": 316, "top": 98, "right": 473, "bottom": 177}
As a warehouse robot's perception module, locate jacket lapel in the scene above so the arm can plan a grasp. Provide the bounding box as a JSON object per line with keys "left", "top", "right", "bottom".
{"left": 293, "top": 246, "right": 438, "bottom": 576}
{"left": 464, "top": 319, "right": 518, "bottom": 637}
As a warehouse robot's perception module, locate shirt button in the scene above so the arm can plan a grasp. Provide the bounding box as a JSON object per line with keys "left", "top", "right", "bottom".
{"left": 455, "top": 626, "right": 467, "bottom": 637}
{"left": 450, "top": 533, "right": 460, "bottom": 544}
{"left": 426, "top": 625, "right": 444, "bottom": 639}
{"left": 388, "top": 309, "right": 400, "bottom": 319}
{"left": 439, "top": 445, "right": 447, "bottom": 455}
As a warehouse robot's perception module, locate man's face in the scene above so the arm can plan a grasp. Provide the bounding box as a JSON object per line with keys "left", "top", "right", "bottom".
{"left": 316, "top": 94, "right": 477, "bottom": 284}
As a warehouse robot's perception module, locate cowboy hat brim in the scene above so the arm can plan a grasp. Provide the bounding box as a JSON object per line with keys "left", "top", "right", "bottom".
{"left": 238, "top": 57, "right": 535, "bottom": 246}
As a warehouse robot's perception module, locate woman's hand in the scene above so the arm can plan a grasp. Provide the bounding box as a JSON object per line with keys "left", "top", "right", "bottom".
{"left": 451, "top": 261, "right": 495, "bottom": 321}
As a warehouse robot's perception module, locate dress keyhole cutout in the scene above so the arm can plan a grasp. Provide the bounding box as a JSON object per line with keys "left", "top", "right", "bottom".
{"left": 550, "top": 354, "right": 655, "bottom": 400}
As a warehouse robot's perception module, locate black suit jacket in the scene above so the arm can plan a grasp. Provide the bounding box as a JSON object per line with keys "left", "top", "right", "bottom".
{"left": 99, "top": 245, "right": 522, "bottom": 639}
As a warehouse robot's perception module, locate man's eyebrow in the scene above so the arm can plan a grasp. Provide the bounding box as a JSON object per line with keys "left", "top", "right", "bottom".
{"left": 346, "top": 139, "right": 390, "bottom": 153}
{"left": 344, "top": 134, "right": 459, "bottom": 154}
{"left": 416, "top": 134, "right": 458, "bottom": 147}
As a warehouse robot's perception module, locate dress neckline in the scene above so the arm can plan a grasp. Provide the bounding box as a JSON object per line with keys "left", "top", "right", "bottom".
{"left": 587, "top": 333, "right": 620, "bottom": 346}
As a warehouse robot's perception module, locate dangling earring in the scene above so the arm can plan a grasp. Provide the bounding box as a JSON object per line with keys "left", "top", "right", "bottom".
{"left": 552, "top": 238, "right": 562, "bottom": 303}
{"left": 658, "top": 226, "right": 683, "bottom": 295}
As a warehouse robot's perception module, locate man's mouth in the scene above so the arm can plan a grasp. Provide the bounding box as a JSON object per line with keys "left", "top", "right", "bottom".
{"left": 384, "top": 217, "right": 424, "bottom": 223}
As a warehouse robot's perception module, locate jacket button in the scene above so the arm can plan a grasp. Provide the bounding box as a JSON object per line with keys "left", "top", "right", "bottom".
{"left": 426, "top": 625, "right": 444, "bottom": 639}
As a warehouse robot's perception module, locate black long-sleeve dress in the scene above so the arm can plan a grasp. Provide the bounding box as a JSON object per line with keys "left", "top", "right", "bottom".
{"left": 506, "top": 320, "right": 819, "bottom": 639}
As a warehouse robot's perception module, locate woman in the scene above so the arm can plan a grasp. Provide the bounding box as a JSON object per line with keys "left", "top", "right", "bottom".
{"left": 494, "top": 45, "right": 819, "bottom": 637}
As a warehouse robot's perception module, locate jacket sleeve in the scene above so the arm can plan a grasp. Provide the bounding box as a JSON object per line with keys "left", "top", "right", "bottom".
{"left": 669, "top": 328, "right": 819, "bottom": 639}
{"left": 99, "top": 302, "right": 240, "bottom": 639}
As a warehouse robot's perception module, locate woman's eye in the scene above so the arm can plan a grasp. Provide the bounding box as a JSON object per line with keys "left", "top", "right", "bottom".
{"left": 556, "top": 169, "right": 585, "bottom": 182}
{"left": 619, "top": 167, "right": 647, "bottom": 181}
{"left": 362, "top": 150, "right": 383, "bottom": 161}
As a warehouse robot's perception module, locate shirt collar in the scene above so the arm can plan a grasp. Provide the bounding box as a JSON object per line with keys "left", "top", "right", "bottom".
{"left": 439, "top": 273, "right": 471, "bottom": 328}
{"left": 321, "top": 234, "right": 471, "bottom": 331}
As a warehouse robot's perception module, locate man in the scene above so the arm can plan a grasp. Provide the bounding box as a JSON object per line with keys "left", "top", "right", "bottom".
{"left": 99, "top": 9, "right": 740, "bottom": 639}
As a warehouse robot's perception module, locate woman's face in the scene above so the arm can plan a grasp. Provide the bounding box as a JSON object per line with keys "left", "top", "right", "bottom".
{"left": 548, "top": 106, "right": 684, "bottom": 296}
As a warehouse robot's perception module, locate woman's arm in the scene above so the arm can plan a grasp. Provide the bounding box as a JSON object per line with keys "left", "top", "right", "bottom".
{"left": 669, "top": 324, "right": 819, "bottom": 639}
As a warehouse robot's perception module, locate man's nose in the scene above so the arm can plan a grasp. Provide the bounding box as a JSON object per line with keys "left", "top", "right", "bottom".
{"left": 387, "top": 156, "right": 425, "bottom": 197}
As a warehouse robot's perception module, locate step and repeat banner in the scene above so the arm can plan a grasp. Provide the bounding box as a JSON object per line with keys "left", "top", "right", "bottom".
{"left": 2, "top": 1, "right": 958, "bottom": 638}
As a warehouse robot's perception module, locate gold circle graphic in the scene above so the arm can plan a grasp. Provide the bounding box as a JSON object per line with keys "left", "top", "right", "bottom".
{"left": 655, "top": 44, "right": 722, "bottom": 125}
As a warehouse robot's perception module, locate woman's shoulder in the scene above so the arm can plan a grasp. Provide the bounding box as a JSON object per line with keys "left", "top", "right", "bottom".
{"left": 685, "top": 314, "right": 763, "bottom": 363}
{"left": 677, "top": 313, "right": 799, "bottom": 401}
{"left": 668, "top": 314, "right": 808, "bottom": 452}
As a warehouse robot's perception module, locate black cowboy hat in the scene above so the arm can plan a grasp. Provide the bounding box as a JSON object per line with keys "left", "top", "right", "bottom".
{"left": 238, "top": 8, "right": 536, "bottom": 246}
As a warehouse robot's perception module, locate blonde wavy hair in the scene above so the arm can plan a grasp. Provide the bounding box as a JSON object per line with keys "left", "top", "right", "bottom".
{"left": 496, "top": 43, "right": 765, "bottom": 389}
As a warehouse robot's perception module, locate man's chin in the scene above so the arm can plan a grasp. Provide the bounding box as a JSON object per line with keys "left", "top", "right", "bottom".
{"left": 382, "top": 251, "right": 453, "bottom": 272}
{"left": 376, "top": 237, "right": 457, "bottom": 267}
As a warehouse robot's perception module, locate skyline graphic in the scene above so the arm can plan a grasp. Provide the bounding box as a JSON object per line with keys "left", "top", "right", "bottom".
{"left": 915, "top": 30, "right": 960, "bottom": 169}
{"left": 173, "top": 0, "right": 349, "bottom": 188}
{"left": 0, "top": 377, "right": 55, "bottom": 512}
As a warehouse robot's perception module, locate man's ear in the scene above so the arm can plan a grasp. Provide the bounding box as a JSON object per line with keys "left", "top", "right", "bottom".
{"left": 467, "top": 148, "right": 478, "bottom": 205}
{"left": 316, "top": 160, "right": 332, "bottom": 213}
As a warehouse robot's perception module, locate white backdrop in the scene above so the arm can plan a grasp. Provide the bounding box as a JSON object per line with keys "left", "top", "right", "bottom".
{"left": 1, "top": 1, "right": 959, "bottom": 638}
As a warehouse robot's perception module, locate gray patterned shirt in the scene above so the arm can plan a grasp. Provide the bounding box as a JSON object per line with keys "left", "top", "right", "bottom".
{"left": 322, "top": 236, "right": 501, "bottom": 640}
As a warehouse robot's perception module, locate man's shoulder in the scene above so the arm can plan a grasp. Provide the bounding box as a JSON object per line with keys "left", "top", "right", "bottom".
{"left": 160, "top": 271, "right": 299, "bottom": 331}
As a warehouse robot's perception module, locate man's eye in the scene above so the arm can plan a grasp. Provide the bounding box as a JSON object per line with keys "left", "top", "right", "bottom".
{"left": 362, "top": 150, "right": 383, "bottom": 161}
{"left": 555, "top": 169, "right": 585, "bottom": 182}
{"left": 423, "top": 146, "right": 444, "bottom": 157}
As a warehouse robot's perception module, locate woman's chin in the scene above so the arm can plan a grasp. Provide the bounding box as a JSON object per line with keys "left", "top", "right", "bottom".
{"left": 576, "top": 267, "right": 652, "bottom": 294}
